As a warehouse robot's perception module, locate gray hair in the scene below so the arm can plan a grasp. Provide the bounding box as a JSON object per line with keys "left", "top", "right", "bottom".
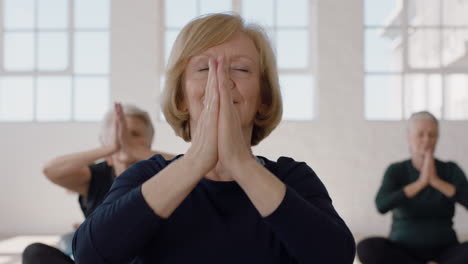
{"left": 408, "top": 111, "right": 439, "bottom": 133}
{"left": 99, "top": 104, "right": 155, "bottom": 145}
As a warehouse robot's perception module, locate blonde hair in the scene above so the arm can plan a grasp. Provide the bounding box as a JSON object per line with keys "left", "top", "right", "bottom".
{"left": 99, "top": 104, "right": 154, "bottom": 145}
{"left": 162, "top": 13, "right": 282, "bottom": 146}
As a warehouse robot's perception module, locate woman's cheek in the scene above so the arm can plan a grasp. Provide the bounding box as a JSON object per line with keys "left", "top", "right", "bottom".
{"left": 188, "top": 79, "right": 208, "bottom": 97}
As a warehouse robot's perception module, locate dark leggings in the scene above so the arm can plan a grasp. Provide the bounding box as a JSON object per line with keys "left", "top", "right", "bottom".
{"left": 22, "top": 243, "right": 74, "bottom": 264}
{"left": 357, "top": 237, "right": 468, "bottom": 264}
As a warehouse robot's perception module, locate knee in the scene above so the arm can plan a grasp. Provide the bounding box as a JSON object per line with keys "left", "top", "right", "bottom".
{"left": 358, "top": 237, "right": 385, "bottom": 250}
{"left": 357, "top": 237, "right": 387, "bottom": 263}
{"left": 22, "top": 243, "right": 53, "bottom": 263}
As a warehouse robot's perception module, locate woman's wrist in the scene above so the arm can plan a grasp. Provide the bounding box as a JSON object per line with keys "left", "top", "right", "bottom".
{"left": 180, "top": 154, "right": 211, "bottom": 177}
{"left": 430, "top": 176, "right": 448, "bottom": 189}
{"left": 229, "top": 156, "right": 258, "bottom": 180}
{"left": 404, "top": 179, "right": 427, "bottom": 198}
{"left": 430, "top": 177, "right": 456, "bottom": 197}
{"left": 103, "top": 144, "right": 119, "bottom": 155}
{"left": 415, "top": 178, "right": 429, "bottom": 189}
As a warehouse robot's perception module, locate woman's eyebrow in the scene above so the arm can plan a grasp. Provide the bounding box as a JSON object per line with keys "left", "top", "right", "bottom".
{"left": 192, "top": 53, "right": 257, "bottom": 63}
{"left": 194, "top": 54, "right": 210, "bottom": 59}
{"left": 189, "top": 55, "right": 209, "bottom": 65}
{"left": 231, "top": 55, "right": 257, "bottom": 64}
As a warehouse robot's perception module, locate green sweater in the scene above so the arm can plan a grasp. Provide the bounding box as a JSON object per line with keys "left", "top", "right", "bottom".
{"left": 376, "top": 159, "right": 468, "bottom": 248}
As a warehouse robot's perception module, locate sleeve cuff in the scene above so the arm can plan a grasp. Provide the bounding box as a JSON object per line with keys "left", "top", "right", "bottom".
{"left": 132, "top": 185, "right": 166, "bottom": 224}
{"left": 395, "top": 189, "right": 409, "bottom": 202}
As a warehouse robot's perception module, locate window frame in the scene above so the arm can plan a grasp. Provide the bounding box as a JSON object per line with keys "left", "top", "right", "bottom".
{"left": 0, "top": 0, "right": 111, "bottom": 123}
{"left": 364, "top": 0, "right": 468, "bottom": 120}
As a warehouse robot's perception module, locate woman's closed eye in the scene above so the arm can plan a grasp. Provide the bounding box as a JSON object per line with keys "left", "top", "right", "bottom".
{"left": 230, "top": 66, "right": 252, "bottom": 79}
{"left": 233, "top": 68, "right": 249, "bottom": 72}
{"left": 231, "top": 65, "right": 251, "bottom": 73}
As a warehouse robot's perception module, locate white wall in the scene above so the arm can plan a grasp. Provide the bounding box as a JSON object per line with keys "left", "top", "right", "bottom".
{"left": 1, "top": 0, "right": 467, "bottom": 240}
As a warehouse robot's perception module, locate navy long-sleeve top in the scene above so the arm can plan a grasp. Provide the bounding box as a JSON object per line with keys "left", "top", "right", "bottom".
{"left": 73, "top": 154, "right": 356, "bottom": 264}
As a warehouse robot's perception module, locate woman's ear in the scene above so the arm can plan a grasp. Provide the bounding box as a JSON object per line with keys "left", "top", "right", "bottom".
{"left": 258, "top": 103, "right": 268, "bottom": 116}
{"left": 176, "top": 84, "right": 188, "bottom": 112}
{"left": 178, "top": 100, "right": 188, "bottom": 112}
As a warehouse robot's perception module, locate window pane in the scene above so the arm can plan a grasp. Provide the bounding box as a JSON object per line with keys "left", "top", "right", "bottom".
{"left": 74, "top": 77, "right": 109, "bottom": 121}
{"left": 165, "top": 0, "right": 197, "bottom": 28}
{"left": 280, "top": 74, "right": 314, "bottom": 120}
{"left": 445, "top": 74, "right": 468, "bottom": 120}
{"left": 38, "top": 32, "right": 68, "bottom": 71}
{"left": 277, "top": 30, "right": 308, "bottom": 69}
{"left": 277, "top": 0, "right": 308, "bottom": 27}
{"left": 0, "top": 77, "right": 34, "bottom": 121}
{"left": 442, "top": 29, "right": 468, "bottom": 68}
{"left": 408, "top": 28, "right": 441, "bottom": 69}
{"left": 443, "top": 0, "right": 468, "bottom": 26}
{"left": 4, "top": 0, "right": 35, "bottom": 29}
{"left": 165, "top": 30, "right": 180, "bottom": 66}
{"left": 4, "top": 32, "right": 35, "bottom": 71}
{"left": 404, "top": 74, "right": 442, "bottom": 119}
{"left": 200, "top": 0, "right": 232, "bottom": 14}
{"left": 404, "top": 75, "right": 426, "bottom": 117}
{"left": 365, "top": 75, "right": 402, "bottom": 120}
{"left": 426, "top": 75, "right": 443, "bottom": 118}
{"left": 75, "top": 0, "right": 110, "bottom": 29}
{"left": 74, "top": 32, "right": 109, "bottom": 74}
{"left": 37, "top": 77, "right": 72, "bottom": 121}
{"left": 408, "top": 0, "right": 440, "bottom": 26}
{"left": 242, "top": 0, "right": 274, "bottom": 27}
{"left": 364, "top": 0, "right": 399, "bottom": 26}
{"left": 38, "top": 0, "right": 69, "bottom": 29}
{"left": 365, "top": 28, "right": 402, "bottom": 72}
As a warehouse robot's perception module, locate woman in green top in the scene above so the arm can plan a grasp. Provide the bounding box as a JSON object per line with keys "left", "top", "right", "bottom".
{"left": 357, "top": 111, "right": 468, "bottom": 264}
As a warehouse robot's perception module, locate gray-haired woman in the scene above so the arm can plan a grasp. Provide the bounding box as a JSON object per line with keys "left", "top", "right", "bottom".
{"left": 357, "top": 111, "right": 468, "bottom": 264}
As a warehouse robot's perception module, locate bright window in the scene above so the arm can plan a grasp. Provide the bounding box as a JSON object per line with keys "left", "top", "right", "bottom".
{"left": 0, "top": 0, "right": 111, "bottom": 122}
{"left": 162, "top": 0, "right": 315, "bottom": 121}
{"left": 364, "top": 0, "right": 468, "bottom": 120}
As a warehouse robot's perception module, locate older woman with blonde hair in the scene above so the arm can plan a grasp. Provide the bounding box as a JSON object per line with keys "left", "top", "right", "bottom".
{"left": 357, "top": 111, "right": 468, "bottom": 264}
{"left": 22, "top": 103, "right": 173, "bottom": 264}
{"left": 73, "top": 13, "right": 355, "bottom": 264}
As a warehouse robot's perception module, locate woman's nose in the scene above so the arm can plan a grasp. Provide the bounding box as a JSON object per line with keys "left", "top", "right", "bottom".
{"left": 222, "top": 71, "right": 234, "bottom": 89}
{"left": 422, "top": 136, "right": 433, "bottom": 145}
{"left": 226, "top": 78, "right": 234, "bottom": 89}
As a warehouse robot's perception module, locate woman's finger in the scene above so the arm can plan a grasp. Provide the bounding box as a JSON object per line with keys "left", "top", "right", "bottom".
{"left": 218, "top": 56, "right": 236, "bottom": 120}
{"left": 186, "top": 58, "right": 219, "bottom": 172}
{"left": 204, "top": 58, "right": 219, "bottom": 112}
{"left": 116, "top": 103, "right": 124, "bottom": 125}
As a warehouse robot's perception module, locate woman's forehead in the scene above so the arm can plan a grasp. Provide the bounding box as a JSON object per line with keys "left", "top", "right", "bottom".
{"left": 125, "top": 116, "right": 148, "bottom": 128}
{"left": 411, "top": 119, "right": 438, "bottom": 132}
{"left": 190, "top": 54, "right": 257, "bottom": 64}
{"left": 192, "top": 33, "right": 259, "bottom": 62}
